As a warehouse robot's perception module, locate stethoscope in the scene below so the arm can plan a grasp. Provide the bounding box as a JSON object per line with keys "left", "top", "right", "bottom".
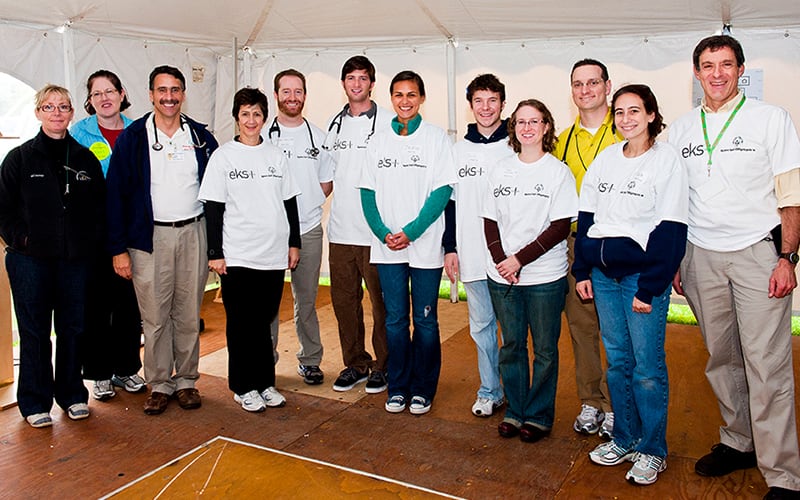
{"left": 322, "top": 102, "right": 378, "bottom": 151}
{"left": 151, "top": 113, "right": 207, "bottom": 151}
{"left": 267, "top": 117, "right": 319, "bottom": 158}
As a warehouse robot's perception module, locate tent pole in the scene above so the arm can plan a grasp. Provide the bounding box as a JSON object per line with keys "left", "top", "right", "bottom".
{"left": 446, "top": 36, "right": 459, "bottom": 303}
{"left": 232, "top": 37, "right": 238, "bottom": 138}
{"left": 446, "top": 37, "right": 457, "bottom": 143}
{"left": 62, "top": 26, "right": 76, "bottom": 103}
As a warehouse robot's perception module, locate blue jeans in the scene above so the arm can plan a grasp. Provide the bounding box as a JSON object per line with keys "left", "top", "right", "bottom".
{"left": 488, "top": 277, "right": 566, "bottom": 429}
{"left": 6, "top": 251, "right": 90, "bottom": 416}
{"left": 591, "top": 268, "right": 670, "bottom": 457}
{"left": 377, "top": 264, "right": 443, "bottom": 401}
{"left": 463, "top": 280, "right": 503, "bottom": 402}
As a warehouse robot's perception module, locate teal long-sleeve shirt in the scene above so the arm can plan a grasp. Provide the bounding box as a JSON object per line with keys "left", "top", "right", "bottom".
{"left": 360, "top": 185, "right": 452, "bottom": 243}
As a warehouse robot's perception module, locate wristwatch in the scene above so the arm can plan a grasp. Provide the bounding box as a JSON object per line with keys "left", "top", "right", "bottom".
{"left": 779, "top": 251, "right": 799, "bottom": 264}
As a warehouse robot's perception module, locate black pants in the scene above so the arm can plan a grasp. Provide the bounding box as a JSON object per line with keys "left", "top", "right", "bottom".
{"left": 221, "top": 267, "right": 284, "bottom": 394}
{"left": 82, "top": 257, "right": 142, "bottom": 381}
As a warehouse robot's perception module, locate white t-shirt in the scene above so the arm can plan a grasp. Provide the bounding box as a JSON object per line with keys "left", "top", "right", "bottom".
{"left": 267, "top": 120, "right": 334, "bottom": 234}
{"left": 198, "top": 139, "right": 300, "bottom": 270}
{"left": 325, "top": 105, "right": 393, "bottom": 245}
{"left": 453, "top": 138, "right": 514, "bottom": 282}
{"left": 359, "top": 120, "right": 457, "bottom": 268}
{"left": 147, "top": 118, "right": 203, "bottom": 221}
{"left": 481, "top": 153, "right": 578, "bottom": 286}
{"left": 668, "top": 97, "right": 800, "bottom": 252}
{"left": 580, "top": 141, "right": 688, "bottom": 250}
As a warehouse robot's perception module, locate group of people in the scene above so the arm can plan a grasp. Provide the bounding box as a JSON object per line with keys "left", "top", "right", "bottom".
{"left": 0, "top": 33, "right": 798, "bottom": 499}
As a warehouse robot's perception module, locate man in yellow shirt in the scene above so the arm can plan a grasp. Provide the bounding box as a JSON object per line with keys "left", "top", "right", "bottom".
{"left": 553, "top": 59, "right": 622, "bottom": 439}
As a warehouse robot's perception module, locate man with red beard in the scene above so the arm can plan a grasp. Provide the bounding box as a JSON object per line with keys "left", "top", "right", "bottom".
{"left": 267, "top": 69, "right": 334, "bottom": 385}
{"left": 106, "top": 65, "right": 218, "bottom": 415}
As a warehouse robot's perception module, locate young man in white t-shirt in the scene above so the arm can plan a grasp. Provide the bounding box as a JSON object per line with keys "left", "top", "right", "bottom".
{"left": 669, "top": 35, "right": 800, "bottom": 498}
{"left": 450, "top": 74, "right": 513, "bottom": 417}
{"left": 324, "top": 56, "right": 393, "bottom": 393}
{"left": 267, "top": 69, "right": 334, "bottom": 385}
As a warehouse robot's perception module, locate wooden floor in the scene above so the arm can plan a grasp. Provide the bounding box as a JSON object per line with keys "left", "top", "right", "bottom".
{"left": 1, "top": 284, "right": 798, "bottom": 499}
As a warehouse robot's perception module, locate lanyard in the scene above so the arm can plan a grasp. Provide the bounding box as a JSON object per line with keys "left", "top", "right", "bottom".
{"left": 700, "top": 95, "right": 746, "bottom": 177}
{"left": 574, "top": 124, "right": 611, "bottom": 171}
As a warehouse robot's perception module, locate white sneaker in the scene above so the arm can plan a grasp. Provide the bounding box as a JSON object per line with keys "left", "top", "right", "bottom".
{"left": 234, "top": 390, "right": 266, "bottom": 412}
{"left": 471, "top": 397, "right": 504, "bottom": 417}
{"left": 92, "top": 380, "right": 116, "bottom": 401}
{"left": 26, "top": 412, "right": 52, "bottom": 428}
{"left": 589, "top": 440, "right": 637, "bottom": 466}
{"left": 67, "top": 403, "right": 90, "bottom": 420}
{"left": 260, "top": 387, "right": 286, "bottom": 408}
{"left": 573, "top": 404, "right": 604, "bottom": 434}
{"left": 599, "top": 411, "right": 614, "bottom": 440}
{"left": 626, "top": 453, "right": 666, "bottom": 485}
{"left": 112, "top": 373, "right": 147, "bottom": 393}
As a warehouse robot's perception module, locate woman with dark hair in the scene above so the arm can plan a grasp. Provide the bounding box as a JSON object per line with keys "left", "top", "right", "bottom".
{"left": 359, "top": 70, "right": 457, "bottom": 415}
{"left": 71, "top": 69, "right": 144, "bottom": 401}
{"left": 482, "top": 99, "right": 577, "bottom": 443}
{"left": 199, "top": 87, "right": 301, "bottom": 412}
{"left": 0, "top": 85, "right": 105, "bottom": 427}
{"left": 573, "top": 84, "right": 688, "bottom": 485}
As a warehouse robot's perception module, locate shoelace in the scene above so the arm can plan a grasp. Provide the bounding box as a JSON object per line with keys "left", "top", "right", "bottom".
{"left": 603, "top": 412, "right": 615, "bottom": 428}
{"left": 579, "top": 404, "right": 598, "bottom": 420}
{"left": 635, "top": 454, "right": 663, "bottom": 471}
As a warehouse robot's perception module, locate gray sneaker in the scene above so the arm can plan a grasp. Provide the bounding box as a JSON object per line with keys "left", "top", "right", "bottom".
{"left": 626, "top": 453, "right": 666, "bottom": 485}
{"left": 599, "top": 411, "right": 614, "bottom": 440}
{"left": 589, "top": 440, "right": 637, "bottom": 466}
{"left": 92, "top": 379, "right": 116, "bottom": 401}
{"left": 573, "top": 404, "right": 604, "bottom": 434}
{"left": 112, "top": 373, "right": 147, "bottom": 393}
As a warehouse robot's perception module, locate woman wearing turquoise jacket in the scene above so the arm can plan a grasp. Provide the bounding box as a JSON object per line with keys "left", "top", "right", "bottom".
{"left": 71, "top": 70, "right": 144, "bottom": 402}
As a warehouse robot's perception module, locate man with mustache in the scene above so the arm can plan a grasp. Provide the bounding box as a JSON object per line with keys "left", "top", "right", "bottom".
{"left": 106, "top": 65, "right": 218, "bottom": 415}
{"left": 268, "top": 69, "right": 334, "bottom": 385}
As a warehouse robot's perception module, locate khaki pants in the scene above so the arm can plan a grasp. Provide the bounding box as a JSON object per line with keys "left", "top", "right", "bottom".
{"left": 130, "top": 220, "right": 207, "bottom": 395}
{"left": 271, "top": 224, "right": 324, "bottom": 366}
{"left": 329, "top": 242, "right": 387, "bottom": 373}
{"left": 682, "top": 240, "right": 800, "bottom": 490}
{"left": 565, "top": 234, "right": 611, "bottom": 412}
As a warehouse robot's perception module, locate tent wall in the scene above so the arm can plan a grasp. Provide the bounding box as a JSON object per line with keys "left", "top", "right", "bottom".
{"left": 3, "top": 22, "right": 800, "bottom": 143}
{"left": 0, "top": 23, "right": 219, "bottom": 131}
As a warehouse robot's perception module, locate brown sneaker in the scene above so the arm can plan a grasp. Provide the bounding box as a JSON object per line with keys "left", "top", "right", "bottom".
{"left": 175, "top": 388, "right": 202, "bottom": 410}
{"left": 143, "top": 391, "right": 170, "bottom": 415}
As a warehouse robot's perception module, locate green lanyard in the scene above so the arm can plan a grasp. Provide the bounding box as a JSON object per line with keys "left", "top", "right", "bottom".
{"left": 700, "top": 94, "right": 746, "bottom": 176}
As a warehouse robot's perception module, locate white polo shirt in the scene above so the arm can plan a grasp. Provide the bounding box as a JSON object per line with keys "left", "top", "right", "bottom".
{"left": 668, "top": 97, "right": 800, "bottom": 252}
{"left": 453, "top": 138, "right": 514, "bottom": 282}
{"left": 146, "top": 118, "right": 203, "bottom": 221}
{"left": 325, "top": 105, "right": 393, "bottom": 245}
{"left": 267, "top": 120, "right": 334, "bottom": 234}
{"left": 359, "top": 120, "right": 457, "bottom": 268}
{"left": 198, "top": 140, "right": 300, "bottom": 270}
{"left": 580, "top": 141, "right": 688, "bottom": 250}
{"left": 482, "top": 153, "right": 577, "bottom": 286}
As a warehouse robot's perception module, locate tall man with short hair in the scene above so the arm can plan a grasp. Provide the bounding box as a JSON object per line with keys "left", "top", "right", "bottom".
{"left": 553, "top": 59, "right": 621, "bottom": 438}
{"left": 449, "top": 73, "right": 512, "bottom": 417}
{"left": 268, "top": 69, "right": 334, "bottom": 385}
{"left": 670, "top": 35, "right": 800, "bottom": 499}
{"left": 324, "top": 56, "right": 392, "bottom": 393}
{"left": 107, "top": 65, "right": 218, "bottom": 415}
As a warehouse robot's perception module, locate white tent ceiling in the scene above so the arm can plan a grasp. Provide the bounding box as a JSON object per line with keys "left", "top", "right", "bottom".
{"left": 1, "top": 0, "right": 798, "bottom": 51}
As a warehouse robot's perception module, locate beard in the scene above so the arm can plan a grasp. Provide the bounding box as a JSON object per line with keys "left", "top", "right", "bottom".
{"left": 277, "top": 99, "right": 304, "bottom": 118}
